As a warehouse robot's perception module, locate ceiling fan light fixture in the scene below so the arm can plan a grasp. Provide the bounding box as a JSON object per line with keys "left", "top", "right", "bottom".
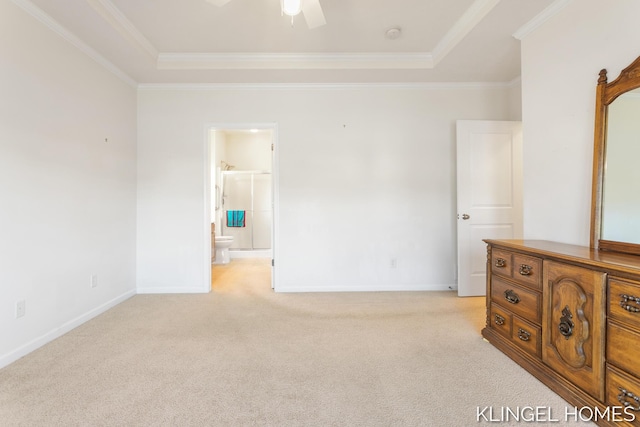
{"left": 282, "top": 0, "right": 303, "bottom": 16}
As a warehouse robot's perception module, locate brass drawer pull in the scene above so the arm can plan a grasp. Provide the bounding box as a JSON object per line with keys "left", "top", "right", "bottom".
{"left": 504, "top": 289, "right": 520, "bottom": 304}
{"left": 517, "top": 328, "right": 531, "bottom": 342}
{"left": 519, "top": 264, "right": 533, "bottom": 276}
{"left": 495, "top": 258, "right": 507, "bottom": 268}
{"left": 494, "top": 314, "right": 505, "bottom": 326}
{"left": 620, "top": 294, "right": 640, "bottom": 313}
{"left": 559, "top": 306, "right": 574, "bottom": 338}
{"left": 618, "top": 387, "right": 640, "bottom": 411}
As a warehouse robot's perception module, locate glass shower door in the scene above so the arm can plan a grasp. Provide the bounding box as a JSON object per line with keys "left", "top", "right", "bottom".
{"left": 222, "top": 172, "right": 272, "bottom": 251}
{"left": 223, "top": 173, "right": 252, "bottom": 249}
{"left": 253, "top": 174, "right": 272, "bottom": 249}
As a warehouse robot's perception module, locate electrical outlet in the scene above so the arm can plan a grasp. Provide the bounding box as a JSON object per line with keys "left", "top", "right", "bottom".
{"left": 390, "top": 258, "right": 398, "bottom": 269}
{"left": 90, "top": 274, "right": 98, "bottom": 288}
{"left": 15, "top": 300, "right": 25, "bottom": 318}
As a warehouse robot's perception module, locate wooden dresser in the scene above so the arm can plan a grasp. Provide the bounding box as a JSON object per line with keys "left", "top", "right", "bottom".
{"left": 483, "top": 239, "right": 640, "bottom": 426}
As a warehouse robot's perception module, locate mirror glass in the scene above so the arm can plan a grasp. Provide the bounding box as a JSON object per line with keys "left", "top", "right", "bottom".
{"left": 591, "top": 56, "right": 640, "bottom": 255}
{"left": 601, "top": 88, "right": 640, "bottom": 245}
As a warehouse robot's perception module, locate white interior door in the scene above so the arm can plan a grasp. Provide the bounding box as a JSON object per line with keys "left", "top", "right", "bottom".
{"left": 456, "top": 120, "right": 523, "bottom": 297}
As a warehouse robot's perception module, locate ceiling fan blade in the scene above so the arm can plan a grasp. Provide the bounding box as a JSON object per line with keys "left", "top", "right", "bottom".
{"left": 205, "top": 0, "right": 233, "bottom": 6}
{"left": 302, "top": 0, "right": 326, "bottom": 29}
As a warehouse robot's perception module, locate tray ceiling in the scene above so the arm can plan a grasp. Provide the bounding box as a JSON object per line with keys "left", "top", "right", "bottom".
{"left": 15, "top": 0, "right": 566, "bottom": 85}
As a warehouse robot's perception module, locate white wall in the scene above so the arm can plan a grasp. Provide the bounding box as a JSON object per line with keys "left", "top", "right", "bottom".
{"left": 521, "top": 0, "right": 640, "bottom": 246}
{"left": 0, "top": 0, "right": 137, "bottom": 367}
{"left": 224, "top": 131, "right": 273, "bottom": 172}
{"left": 508, "top": 80, "right": 523, "bottom": 121}
{"left": 137, "top": 85, "right": 511, "bottom": 292}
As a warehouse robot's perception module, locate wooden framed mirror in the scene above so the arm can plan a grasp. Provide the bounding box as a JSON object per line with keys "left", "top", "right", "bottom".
{"left": 590, "top": 55, "right": 640, "bottom": 255}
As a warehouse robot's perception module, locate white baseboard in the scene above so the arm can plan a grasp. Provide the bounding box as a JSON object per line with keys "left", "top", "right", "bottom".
{"left": 275, "top": 283, "right": 456, "bottom": 293}
{"left": 0, "top": 289, "right": 136, "bottom": 370}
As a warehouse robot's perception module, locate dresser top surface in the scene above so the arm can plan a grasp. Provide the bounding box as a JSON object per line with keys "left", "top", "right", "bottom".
{"left": 484, "top": 239, "right": 640, "bottom": 275}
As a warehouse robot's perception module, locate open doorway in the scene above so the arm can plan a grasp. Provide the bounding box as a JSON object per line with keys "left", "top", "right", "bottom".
{"left": 207, "top": 125, "right": 277, "bottom": 291}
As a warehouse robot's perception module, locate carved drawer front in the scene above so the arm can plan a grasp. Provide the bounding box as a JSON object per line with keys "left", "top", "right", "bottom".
{"left": 542, "top": 260, "right": 606, "bottom": 401}
{"left": 610, "top": 277, "right": 640, "bottom": 329}
{"left": 512, "top": 316, "right": 541, "bottom": 357}
{"left": 512, "top": 253, "right": 542, "bottom": 290}
{"left": 606, "top": 365, "right": 640, "bottom": 426}
{"left": 608, "top": 321, "right": 640, "bottom": 379}
{"left": 490, "top": 303, "right": 512, "bottom": 338}
{"left": 491, "top": 276, "right": 541, "bottom": 323}
{"left": 491, "top": 248, "right": 513, "bottom": 279}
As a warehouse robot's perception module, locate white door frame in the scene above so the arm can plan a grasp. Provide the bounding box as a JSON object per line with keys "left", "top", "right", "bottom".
{"left": 204, "top": 122, "right": 279, "bottom": 291}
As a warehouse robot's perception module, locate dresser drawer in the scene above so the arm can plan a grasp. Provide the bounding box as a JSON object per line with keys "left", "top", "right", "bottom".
{"left": 512, "top": 253, "right": 542, "bottom": 290}
{"left": 491, "top": 248, "right": 513, "bottom": 279}
{"left": 489, "top": 303, "right": 512, "bottom": 338}
{"left": 512, "top": 316, "right": 541, "bottom": 357}
{"left": 491, "top": 248, "right": 542, "bottom": 290}
{"left": 610, "top": 277, "right": 640, "bottom": 329}
{"left": 608, "top": 321, "right": 640, "bottom": 379}
{"left": 606, "top": 365, "right": 640, "bottom": 425}
{"left": 491, "top": 276, "right": 541, "bottom": 323}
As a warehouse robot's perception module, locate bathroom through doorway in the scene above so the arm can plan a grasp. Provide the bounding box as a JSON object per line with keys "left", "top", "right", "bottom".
{"left": 208, "top": 124, "right": 277, "bottom": 291}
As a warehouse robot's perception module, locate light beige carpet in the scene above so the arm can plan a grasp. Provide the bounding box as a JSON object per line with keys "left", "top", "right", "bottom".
{"left": 0, "top": 259, "right": 593, "bottom": 426}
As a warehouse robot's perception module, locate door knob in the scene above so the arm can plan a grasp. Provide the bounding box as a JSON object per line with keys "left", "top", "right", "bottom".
{"left": 462, "top": 214, "right": 470, "bottom": 220}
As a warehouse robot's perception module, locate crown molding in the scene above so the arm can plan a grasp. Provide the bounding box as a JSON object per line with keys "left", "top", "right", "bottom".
{"left": 138, "top": 81, "right": 512, "bottom": 91}
{"left": 432, "top": 0, "right": 500, "bottom": 66}
{"left": 161, "top": 0, "right": 499, "bottom": 71}
{"left": 86, "top": 0, "right": 159, "bottom": 60}
{"left": 11, "top": 0, "right": 522, "bottom": 85}
{"left": 157, "top": 52, "right": 434, "bottom": 70}
{"left": 512, "top": 0, "right": 572, "bottom": 40}
{"left": 10, "top": 0, "right": 137, "bottom": 87}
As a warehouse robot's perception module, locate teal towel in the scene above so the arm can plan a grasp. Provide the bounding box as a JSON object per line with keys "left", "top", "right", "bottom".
{"left": 227, "top": 210, "right": 245, "bottom": 227}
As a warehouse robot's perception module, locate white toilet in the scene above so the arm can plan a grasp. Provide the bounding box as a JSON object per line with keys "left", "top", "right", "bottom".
{"left": 214, "top": 235, "right": 234, "bottom": 265}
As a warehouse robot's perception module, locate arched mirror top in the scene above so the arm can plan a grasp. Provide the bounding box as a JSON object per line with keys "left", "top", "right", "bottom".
{"left": 599, "top": 58, "right": 640, "bottom": 105}
{"left": 591, "top": 55, "right": 640, "bottom": 255}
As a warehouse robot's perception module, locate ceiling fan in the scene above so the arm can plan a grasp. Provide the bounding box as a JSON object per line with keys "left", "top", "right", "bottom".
{"left": 206, "top": 0, "right": 327, "bottom": 29}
